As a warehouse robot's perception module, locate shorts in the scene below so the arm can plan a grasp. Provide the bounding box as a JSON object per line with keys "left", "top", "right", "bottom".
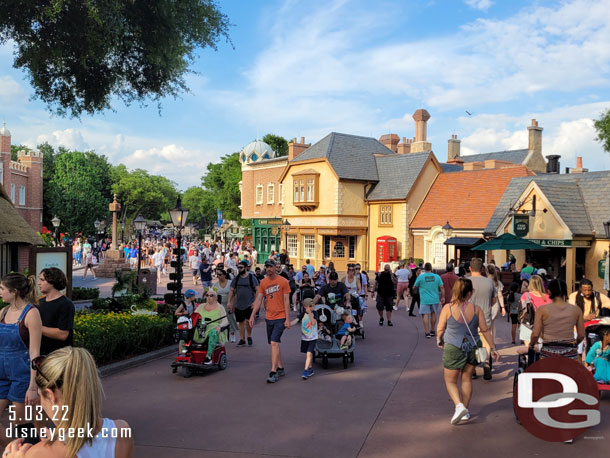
{"left": 191, "top": 269, "right": 199, "bottom": 277}
{"left": 396, "top": 282, "right": 409, "bottom": 297}
{"left": 442, "top": 343, "right": 477, "bottom": 370}
{"left": 300, "top": 339, "right": 316, "bottom": 354}
{"left": 510, "top": 313, "right": 518, "bottom": 325}
{"left": 234, "top": 307, "right": 252, "bottom": 323}
{"left": 419, "top": 303, "right": 439, "bottom": 315}
{"left": 376, "top": 295, "right": 393, "bottom": 312}
{"left": 266, "top": 318, "right": 286, "bottom": 344}
{"left": 0, "top": 351, "right": 30, "bottom": 403}
{"left": 201, "top": 280, "right": 213, "bottom": 288}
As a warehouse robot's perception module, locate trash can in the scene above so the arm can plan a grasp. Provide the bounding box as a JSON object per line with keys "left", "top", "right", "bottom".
{"left": 138, "top": 268, "right": 157, "bottom": 295}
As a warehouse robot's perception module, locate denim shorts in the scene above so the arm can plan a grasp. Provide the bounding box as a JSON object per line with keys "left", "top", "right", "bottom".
{"left": 266, "top": 318, "right": 285, "bottom": 344}
{"left": 419, "top": 303, "right": 439, "bottom": 315}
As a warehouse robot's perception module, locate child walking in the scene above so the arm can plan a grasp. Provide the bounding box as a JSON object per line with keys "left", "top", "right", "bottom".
{"left": 291, "top": 298, "right": 317, "bottom": 379}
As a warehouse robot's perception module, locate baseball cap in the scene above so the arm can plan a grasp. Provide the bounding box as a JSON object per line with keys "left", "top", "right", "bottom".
{"left": 302, "top": 298, "right": 314, "bottom": 307}
{"left": 238, "top": 260, "right": 248, "bottom": 267}
{"left": 184, "top": 289, "right": 196, "bottom": 299}
{"left": 264, "top": 259, "right": 277, "bottom": 267}
{"left": 537, "top": 268, "right": 547, "bottom": 275}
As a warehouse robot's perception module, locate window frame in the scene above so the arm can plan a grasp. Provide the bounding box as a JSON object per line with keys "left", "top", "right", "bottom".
{"left": 379, "top": 205, "right": 393, "bottom": 226}
{"left": 255, "top": 184, "right": 263, "bottom": 205}
{"left": 10, "top": 184, "right": 15, "bottom": 203}
{"left": 287, "top": 234, "right": 298, "bottom": 258}
{"left": 267, "top": 183, "right": 275, "bottom": 204}
{"left": 348, "top": 236, "right": 356, "bottom": 259}
{"left": 278, "top": 184, "right": 284, "bottom": 204}
{"left": 292, "top": 173, "right": 319, "bottom": 209}
{"left": 303, "top": 235, "right": 315, "bottom": 258}
{"left": 19, "top": 185, "right": 26, "bottom": 206}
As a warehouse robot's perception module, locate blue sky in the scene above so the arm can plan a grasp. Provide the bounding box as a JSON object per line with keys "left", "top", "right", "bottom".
{"left": 1, "top": 0, "right": 610, "bottom": 189}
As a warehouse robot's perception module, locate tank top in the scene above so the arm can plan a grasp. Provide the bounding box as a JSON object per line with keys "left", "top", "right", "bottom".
{"left": 345, "top": 276, "right": 358, "bottom": 296}
{"left": 77, "top": 418, "right": 116, "bottom": 457}
{"left": 0, "top": 305, "right": 32, "bottom": 349}
{"left": 444, "top": 304, "right": 481, "bottom": 351}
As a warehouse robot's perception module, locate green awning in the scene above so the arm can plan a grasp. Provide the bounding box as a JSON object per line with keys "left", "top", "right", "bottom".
{"left": 472, "top": 233, "right": 545, "bottom": 251}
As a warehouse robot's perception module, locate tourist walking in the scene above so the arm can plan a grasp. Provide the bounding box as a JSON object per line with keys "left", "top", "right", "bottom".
{"left": 441, "top": 263, "right": 459, "bottom": 308}
{"left": 249, "top": 259, "right": 291, "bottom": 383}
{"left": 376, "top": 264, "right": 396, "bottom": 326}
{"left": 408, "top": 267, "right": 421, "bottom": 316}
{"left": 215, "top": 268, "right": 238, "bottom": 343}
{"left": 468, "top": 258, "right": 496, "bottom": 379}
{"left": 507, "top": 282, "right": 521, "bottom": 344}
{"left": 153, "top": 246, "right": 165, "bottom": 284}
{"left": 393, "top": 261, "right": 411, "bottom": 311}
{"left": 82, "top": 250, "right": 96, "bottom": 280}
{"left": 37, "top": 268, "right": 75, "bottom": 356}
{"left": 189, "top": 249, "right": 201, "bottom": 285}
{"left": 229, "top": 261, "right": 259, "bottom": 346}
{"left": 413, "top": 263, "right": 444, "bottom": 338}
{"left": 290, "top": 298, "right": 317, "bottom": 380}
{"left": 487, "top": 264, "right": 506, "bottom": 344}
{"left": 436, "top": 278, "right": 499, "bottom": 424}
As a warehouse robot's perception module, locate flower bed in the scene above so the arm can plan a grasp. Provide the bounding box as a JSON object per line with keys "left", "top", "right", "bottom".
{"left": 74, "top": 312, "right": 174, "bottom": 365}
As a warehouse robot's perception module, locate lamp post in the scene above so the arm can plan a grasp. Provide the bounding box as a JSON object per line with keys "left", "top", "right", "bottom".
{"left": 442, "top": 220, "right": 454, "bottom": 266}
{"left": 51, "top": 215, "right": 61, "bottom": 246}
{"left": 169, "top": 197, "right": 189, "bottom": 306}
{"left": 282, "top": 219, "right": 291, "bottom": 258}
{"left": 134, "top": 215, "right": 146, "bottom": 292}
{"left": 120, "top": 221, "right": 125, "bottom": 244}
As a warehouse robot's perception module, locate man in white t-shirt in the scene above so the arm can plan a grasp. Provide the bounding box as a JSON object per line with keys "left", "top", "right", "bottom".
{"left": 394, "top": 262, "right": 412, "bottom": 311}
{"left": 189, "top": 250, "right": 201, "bottom": 285}
{"left": 153, "top": 247, "right": 165, "bottom": 284}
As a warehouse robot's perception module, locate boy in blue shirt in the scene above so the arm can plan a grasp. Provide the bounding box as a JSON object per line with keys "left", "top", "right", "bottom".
{"left": 291, "top": 298, "right": 318, "bottom": 379}
{"left": 336, "top": 313, "right": 356, "bottom": 350}
{"left": 413, "top": 262, "right": 445, "bottom": 339}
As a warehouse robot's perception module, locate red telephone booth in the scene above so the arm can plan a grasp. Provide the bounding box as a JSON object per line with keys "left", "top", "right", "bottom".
{"left": 376, "top": 236, "right": 398, "bottom": 270}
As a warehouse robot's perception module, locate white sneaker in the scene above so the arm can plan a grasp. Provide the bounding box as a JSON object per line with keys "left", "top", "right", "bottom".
{"left": 230, "top": 333, "right": 236, "bottom": 343}
{"left": 451, "top": 404, "right": 469, "bottom": 425}
{"left": 392, "top": 306, "right": 398, "bottom": 311}
{"left": 461, "top": 412, "right": 471, "bottom": 422}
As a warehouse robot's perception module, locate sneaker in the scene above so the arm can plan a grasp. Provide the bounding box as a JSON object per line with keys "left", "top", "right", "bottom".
{"left": 430, "top": 331, "right": 436, "bottom": 337}
{"left": 302, "top": 370, "right": 309, "bottom": 380}
{"left": 247, "top": 337, "right": 253, "bottom": 346}
{"left": 267, "top": 372, "right": 278, "bottom": 383}
{"left": 483, "top": 363, "right": 492, "bottom": 380}
{"left": 461, "top": 412, "right": 471, "bottom": 422}
{"left": 203, "top": 356, "right": 212, "bottom": 365}
{"left": 387, "top": 321, "right": 393, "bottom": 327}
{"left": 392, "top": 306, "right": 398, "bottom": 311}
{"left": 425, "top": 333, "right": 431, "bottom": 339}
{"left": 340, "top": 344, "right": 349, "bottom": 350}
{"left": 230, "top": 333, "right": 236, "bottom": 343}
{"left": 379, "top": 318, "right": 384, "bottom": 326}
{"left": 451, "top": 404, "right": 469, "bottom": 425}
{"left": 277, "top": 367, "right": 285, "bottom": 377}
{"left": 236, "top": 340, "right": 246, "bottom": 347}
{"left": 306, "top": 368, "right": 315, "bottom": 378}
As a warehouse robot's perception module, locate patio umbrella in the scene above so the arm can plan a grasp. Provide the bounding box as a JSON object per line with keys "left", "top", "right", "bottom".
{"left": 472, "top": 233, "right": 545, "bottom": 251}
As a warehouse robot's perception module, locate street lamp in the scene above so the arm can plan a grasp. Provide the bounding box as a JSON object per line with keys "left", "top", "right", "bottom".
{"left": 51, "top": 215, "right": 61, "bottom": 246}
{"left": 134, "top": 214, "right": 146, "bottom": 291}
{"left": 442, "top": 220, "right": 454, "bottom": 266}
{"left": 120, "top": 221, "right": 125, "bottom": 243}
{"left": 282, "top": 219, "right": 291, "bottom": 259}
{"left": 169, "top": 197, "right": 189, "bottom": 306}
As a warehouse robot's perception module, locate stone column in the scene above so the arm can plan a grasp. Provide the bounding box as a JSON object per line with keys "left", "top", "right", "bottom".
{"left": 565, "top": 247, "right": 576, "bottom": 294}
{"left": 109, "top": 194, "right": 121, "bottom": 250}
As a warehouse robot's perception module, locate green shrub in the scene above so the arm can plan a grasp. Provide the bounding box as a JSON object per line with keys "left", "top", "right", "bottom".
{"left": 74, "top": 312, "right": 174, "bottom": 365}
{"left": 71, "top": 287, "right": 100, "bottom": 301}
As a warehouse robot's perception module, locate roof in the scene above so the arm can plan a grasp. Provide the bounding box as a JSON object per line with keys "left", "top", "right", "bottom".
{"left": 444, "top": 237, "right": 483, "bottom": 246}
{"left": 367, "top": 152, "right": 432, "bottom": 200}
{"left": 441, "top": 163, "right": 463, "bottom": 173}
{"left": 485, "top": 171, "right": 610, "bottom": 236}
{"left": 411, "top": 165, "right": 535, "bottom": 229}
{"left": 290, "top": 132, "right": 395, "bottom": 181}
{"left": 0, "top": 184, "right": 43, "bottom": 245}
{"left": 461, "top": 149, "right": 529, "bottom": 165}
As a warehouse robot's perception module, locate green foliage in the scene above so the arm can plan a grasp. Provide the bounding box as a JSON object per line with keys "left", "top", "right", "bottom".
{"left": 594, "top": 109, "right": 610, "bottom": 153}
{"left": 201, "top": 152, "right": 242, "bottom": 223}
{"left": 262, "top": 133, "right": 289, "bottom": 157}
{"left": 37, "top": 232, "right": 54, "bottom": 247}
{"left": 71, "top": 287, "right": 100, "bottom": 301}
{"left": 38, "top": 142, "right": 57, "bottom": 227}
{"left": 182, "top": 186, "right": 215, "bottom": 231}
{"left": 10, "top": 144, "right": 30, "bottom": 161}
{"left": 0, "top": 0, "right": 231, "bottom": 117}
{"left": 111, "top": 269, "right": 138, "bottom": 298}
{"left": 74, "top": 312, "right": 174, "bottom": 365}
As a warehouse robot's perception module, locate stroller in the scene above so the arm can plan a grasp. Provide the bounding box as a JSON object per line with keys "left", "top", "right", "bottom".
{"left": 348, "top": 294, "right": 366, "bottom": 339}
{"left": 584, "top": 318, "right": 610, "bottom": 394}
{"left": 171, "top": 312, "right": 229, "bottom": 378}
{"left": 313, "top": 304, "right": 355, "bottom": 369}
{"left": 512, "top": 347, "right": 540, "bottom": 422}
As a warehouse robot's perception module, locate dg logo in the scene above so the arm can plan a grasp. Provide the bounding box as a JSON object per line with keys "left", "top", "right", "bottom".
{"left": 513, "top": 357, "right": 600, "bottom": 441}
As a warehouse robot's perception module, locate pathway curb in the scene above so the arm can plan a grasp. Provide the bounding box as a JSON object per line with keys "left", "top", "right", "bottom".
{"left": 99, "top": 345, "right": 175, "bottom": 378}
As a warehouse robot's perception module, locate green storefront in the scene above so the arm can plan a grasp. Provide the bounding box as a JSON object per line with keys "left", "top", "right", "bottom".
{"left": 252, "top": 218, "right": 282, "bottom": 261}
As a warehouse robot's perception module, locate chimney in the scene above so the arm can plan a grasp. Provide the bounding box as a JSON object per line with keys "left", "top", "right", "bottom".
{"left": 0, "top": 122, "right": 10, "bottom": 154}
{"left": 411, "top": 109, "right": 432, "bottom": 153}
{"left": 288, "top": 137, "right": 310, "bottom": 161}
{"left": 397, "top": 137, "right": 411, "bottom": 154}
{"left": 570, "top": 156, "right": 588, "bottom": 174}
{"left": 448, "top": 134, "right": 461, "bottom": 160}
{"left": 546, "top": 155, "right": 560, "bottom": 174}
{"left": 379, "top": 134, "right": 400, "bottom": 153}
{"left": 528, "top": 118, "right": 543, "bottom": 159}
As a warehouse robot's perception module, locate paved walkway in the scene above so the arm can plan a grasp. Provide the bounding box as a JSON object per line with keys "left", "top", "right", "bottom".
{"left": 100, "top": 303, "right": 610, "bottom": 458}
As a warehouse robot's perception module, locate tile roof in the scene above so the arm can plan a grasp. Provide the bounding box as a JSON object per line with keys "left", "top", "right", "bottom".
{"left": 290, "top": 132, "right": 395, "bottom": 181}
{"left": 441, "top": 163, "right": 463, "bottom": 173}
{"left": 461, "top": 149, "right": 529, "bottom": 165}
{"left": 367, "top": 152, "right": 432, "bottom": 200}
{"left": 411, "top": 166, "right": 535, "bottom": 229}
{"left": 485, "top": 171, "right": 610, "bottom": 236}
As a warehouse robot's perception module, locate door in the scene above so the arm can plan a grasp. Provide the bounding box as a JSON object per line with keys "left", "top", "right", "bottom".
{"left": 331, "top": 237, "right": 347, "bottom": 271}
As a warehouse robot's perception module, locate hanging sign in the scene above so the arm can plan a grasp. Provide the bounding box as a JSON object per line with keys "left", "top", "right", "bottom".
{"left": 513, "top": 214, "right": 529, "bottom": 237}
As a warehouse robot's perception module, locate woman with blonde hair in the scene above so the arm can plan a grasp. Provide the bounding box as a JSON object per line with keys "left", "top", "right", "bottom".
{"left": 518, "top": 274, "right": 550, "bottom": 345}
{"left": 0, "top": 273, "right": 42, "bottom": 445}
{"left": 3, "top": 347, "right": 133, "bottom": 457}
{"left": 436, "top": 278, "right": 499, "bottom": 424}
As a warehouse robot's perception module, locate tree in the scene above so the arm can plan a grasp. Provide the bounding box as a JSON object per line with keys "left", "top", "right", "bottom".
{"left": 182, "top": 186, "right": 216, "bottom": 232}
{"left": 263, "top": 133, "right": 289, "bottom": 157}
{"left": 0, "top": 1, "right": 231, "bottom": 117}
{"left": 10, "top": 144, "right": 30, "bottom": 161}
{"left": 38, "top": 142, "right": 57, "bottom": 227}
{"left": 201, "top": 152, "right": 242, "bottom": 223}
{"left": 594, "top": 109, "right": 610, "bottom": 153}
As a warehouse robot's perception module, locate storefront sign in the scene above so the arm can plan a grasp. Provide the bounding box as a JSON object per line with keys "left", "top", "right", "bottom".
{"left": 29, "top": 247, "right": 73, "bottom": 298}
{"left": 527, "top": 239, "right": 591, "bottom": 247}
{"left": 600, "top": 259, "right": 606, "bottom": 280}
{"left": 254, "top": 219, "right": 282, "bottom": 226}
{"left": 513, "top": 215, "right": 529, "bottom": 237}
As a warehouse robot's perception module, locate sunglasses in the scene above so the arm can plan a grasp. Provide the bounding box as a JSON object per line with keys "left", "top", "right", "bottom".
{"left": 206, "top": 293, "right": 216, "bottom": 297}
{"left": 31, "top": 356, "right": 63, "bottom": 389}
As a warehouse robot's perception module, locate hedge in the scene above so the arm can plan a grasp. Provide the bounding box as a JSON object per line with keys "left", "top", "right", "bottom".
{"left": 71, "top": 287, "right": 100, "bottom": 301}
{"left": 74, "top": 312, "right": 174, "bottom": 365}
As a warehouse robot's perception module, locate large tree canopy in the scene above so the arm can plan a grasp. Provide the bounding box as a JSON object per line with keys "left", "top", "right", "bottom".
{"left": 594, "top": 109, "right": 610, "bottom": 154}
{"left": 0, "top": 0, "right": 231, "bottom": 117}
{"left": 201, "top": 152, "right": 242, "bottom": 223}
{"left": 263, "top": 133, "right": 288, "bottom": 157}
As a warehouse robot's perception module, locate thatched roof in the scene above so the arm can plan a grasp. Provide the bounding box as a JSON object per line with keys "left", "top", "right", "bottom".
{"left": 0, "top": 184, "right": 44, "bottom": 245}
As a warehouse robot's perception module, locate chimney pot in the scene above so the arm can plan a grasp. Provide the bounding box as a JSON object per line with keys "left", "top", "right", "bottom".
{"left": 402, "top": 137, "right": 406, "bottom": 142}
{"left": 292, "top": 138, "right": 297, "bottom": 143}
{"left": 412, "top": 109, "right": 431, "bottom": 142}
{"left": 531, "top": 119, "right": 538, "bottom": 127}
{"left": 576, "top": 157, "right": 583, "bottom": 169}
{"left": 300, "top": 137, "right": 305, "bottom": 144}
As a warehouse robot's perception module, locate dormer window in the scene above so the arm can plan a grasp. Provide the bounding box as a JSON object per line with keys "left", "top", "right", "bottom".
{"left": 292, "top": 170, "right": 319, "bottom": 211}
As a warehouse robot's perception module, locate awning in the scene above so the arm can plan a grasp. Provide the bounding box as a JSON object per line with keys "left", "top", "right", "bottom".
{"left": 444, "top": 237, "right": 483, "bottom": 247}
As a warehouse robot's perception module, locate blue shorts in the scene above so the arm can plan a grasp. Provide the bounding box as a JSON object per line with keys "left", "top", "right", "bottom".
{"left": 0, "top": 351, "right": 30, "bottom": 403}
{"left": 266, "top": 319, "right": 285, "bottom": 344}
{"left": 300, "top": 339, "right": 316, "bottom": 354}
{"left": 419, "top": 303, "right": 439, "bottom": 315}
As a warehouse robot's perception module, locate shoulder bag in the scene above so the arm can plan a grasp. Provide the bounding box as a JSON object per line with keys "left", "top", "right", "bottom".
{"left": 458, "top": 304, "right": 489, "bottom": 364}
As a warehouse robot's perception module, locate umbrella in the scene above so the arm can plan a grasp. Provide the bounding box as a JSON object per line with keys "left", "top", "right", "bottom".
{"left": 472, "top": 233, "right": 545, "bottom": 251}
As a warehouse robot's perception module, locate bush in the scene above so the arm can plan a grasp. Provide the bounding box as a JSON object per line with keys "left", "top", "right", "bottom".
{"left": 71, "top": 287, "right": 100, "bottom": 301}
{"left": 74, "top": 312, "right": 174, "bottom": 365}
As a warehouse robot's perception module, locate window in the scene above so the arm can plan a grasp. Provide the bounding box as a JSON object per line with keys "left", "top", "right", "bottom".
{"left": 324, "top": 236, "right": 331, "bottom": 258}
{"left": 267, "top": 183, "right": 274, "bottom": 204}
{"left": 292, "top": 173, "right": 319, "bottom": 209}
{"left": 303, "top": 235, "right": 315, "bottom": 258}
{"left": 379, "top": 205, "right": 393, "bottom": 225}
{"left": 333, "top": 241, "right": 345, "bottom": 258}
{"left": 287, "top": 234, "right": 297, "bottom": 257}
{"left": 349, "top": 236, "right": 356, "bottom": 259}
{"left": 306, "top": 179, "right": 315, "bottom": 201}
{"left": 0, "top": 162, "right": 3, "bottom": 185}
{"left": 10, "top": 184, "right": 15, "bottom": 203}
{"left": 256, "top": 185, "right": 263, "bottom": 205}
{"left": 278, "top": 184, "right": 284, "bottom": 204}
{"left": 19, "top": 186, "right": 26, "bottom": 206}
{"left": 433, "top": 233, "right": 445, "bottom": 265}
{"left": 300, "top": 180, "right": 305, "bottom": 202}
{"left": 294, "top": 180, "right": 300, "bottom": 202}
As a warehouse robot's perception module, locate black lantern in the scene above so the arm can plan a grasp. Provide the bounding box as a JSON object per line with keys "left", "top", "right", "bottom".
{"left": 442, "top": 221, "right": 454, "bottom": 265}
{"left": 169, "top": 196, "right": 189, "bottom": 229}
{"left": 51, "top": 215, "right": 61, "bottom": 246}
{"left": 133, "top": 214, "right": 146, "bottom": 292}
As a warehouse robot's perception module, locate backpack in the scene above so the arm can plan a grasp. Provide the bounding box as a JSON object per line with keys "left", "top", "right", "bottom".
{"left": 518, "top": 292, "right": 535, "bottom": 329}
{"left": 232, "top": 274, "right": 257, "bottom": 295}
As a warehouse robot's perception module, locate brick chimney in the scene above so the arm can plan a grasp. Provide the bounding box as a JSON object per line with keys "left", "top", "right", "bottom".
{"left": 448, "top": 134, "right": 460, "bottom": 160}
{"left": 411, "top": 109, "right": 432, "bottom": 153}
{"left": 379, "top": 134, "right": 400, "bottom": 153}
{"left": 528, "top": 119, "right": 542, "bottom": 158}
{"left": 397, "top": 137, "right": 412, "bottom": 154}
{"left": 570, "top": 156, "right": 588, "bottom": 174}
{"left": 0, "top": 122, "right": 10, "bottom": 154}
{"left": 288, "top": 137, "right": 310, "bottom": 161}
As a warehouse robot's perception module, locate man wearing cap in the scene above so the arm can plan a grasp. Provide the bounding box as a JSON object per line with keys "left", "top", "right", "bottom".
{"left": 313, "top": 271, "right": 350, "bottom": 308}
{"left": 228, "top": 260, "right": 259, "bottom": 346}
{"left": 250, "top": 259, "right": 291, "bottom": 383}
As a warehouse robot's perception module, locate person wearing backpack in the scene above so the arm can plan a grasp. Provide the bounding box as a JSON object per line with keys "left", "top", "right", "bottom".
{"left": 228, "top": 261, "right": 259, "bottom": 346}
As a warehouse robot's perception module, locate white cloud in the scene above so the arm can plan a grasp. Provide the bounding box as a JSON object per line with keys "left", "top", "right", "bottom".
{"left": 36, "top": 128, "right": 90, "bottom": 151}
{"left": 464, "top": 0, "right": 493, "bottom": 11}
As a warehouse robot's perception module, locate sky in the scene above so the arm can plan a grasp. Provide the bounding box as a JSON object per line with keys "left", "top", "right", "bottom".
{"left": 1, "top": 0, "right": 610, "bottom": 189}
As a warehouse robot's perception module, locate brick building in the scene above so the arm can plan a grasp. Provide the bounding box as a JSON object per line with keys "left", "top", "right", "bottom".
{"left": 0, "top": 123, "right": 44, "bottom": 232}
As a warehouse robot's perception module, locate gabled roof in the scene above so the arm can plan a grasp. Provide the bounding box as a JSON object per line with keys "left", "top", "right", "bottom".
{"left": 461, "top": 149, "right": 529, "bottom": 165}
{"left": 485, "top": 171, "right": 610, "bottom": 236}
{"left": 411, "top": 166, "right": 535, "bottom": 230}
{"left": 290, "top": 132, "right": 395, "bottom": 181}
{"left": 367, "top": 152, "right": 433, "bottom": 201}
{"left": 0, "top": 184, "right": 43, "bottom": 245}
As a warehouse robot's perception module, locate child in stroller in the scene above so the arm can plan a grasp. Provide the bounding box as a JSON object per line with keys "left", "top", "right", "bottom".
{"left": 336, "top": 313, "right": 356, "bottom": 350}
